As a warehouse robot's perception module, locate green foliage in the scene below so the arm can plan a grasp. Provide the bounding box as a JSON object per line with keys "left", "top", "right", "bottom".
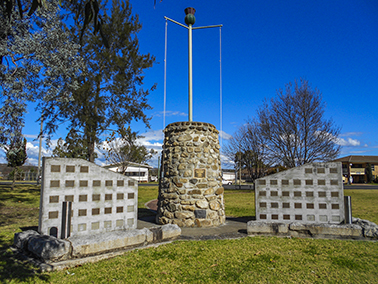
{"left": 0, "top": 1, "right": 83, "bottom": 150}
{"left": 8, "top": 167, "right": 25, "bottom": 181}
{"left": 47, "top": 0, "right": 156, "bottom": 162}
{"left": 4, "top": 136, "right": 27, "bottom": 189}
{"left": 1, "top": 0, "right": 107, "bottom": 47}
{"left": 5, "top": 137, "right": 27, "bottom": 168}
{"left": 52, "top": 129, "right": 96, "bottom": 160}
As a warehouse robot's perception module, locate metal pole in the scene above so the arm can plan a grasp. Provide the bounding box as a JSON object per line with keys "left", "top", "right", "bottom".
{"left": 188, "top": 23, "right": 193, "bottom": 121}
{"left": 37, "top": 116, "right": 43, "bottom": 176}
{"left": 165, "top": 8, "right": 222, "bottom": 123}
{"left": 239, "top": 153, "right": 242, "bottom": 190}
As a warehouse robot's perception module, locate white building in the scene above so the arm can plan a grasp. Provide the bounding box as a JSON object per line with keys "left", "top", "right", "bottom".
{"left": 222, "top": 171, "right": 235, "bottom": 181}
{"left": 103, "top": 162, "right": 153, "bottom": 182}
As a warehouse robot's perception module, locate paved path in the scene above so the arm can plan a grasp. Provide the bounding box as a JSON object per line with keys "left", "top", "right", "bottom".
{"left": 137, "top": 199, "right": 250, "bottom": 240}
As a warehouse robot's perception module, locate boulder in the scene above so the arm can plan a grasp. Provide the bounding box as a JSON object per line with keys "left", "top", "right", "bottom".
{"left": 27, "top": 235, "right": 71, "bottom": 261}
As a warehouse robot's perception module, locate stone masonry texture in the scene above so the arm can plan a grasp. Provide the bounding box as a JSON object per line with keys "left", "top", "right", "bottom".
{"left": 156, "top": 121, "right": 225, "bottom": 227}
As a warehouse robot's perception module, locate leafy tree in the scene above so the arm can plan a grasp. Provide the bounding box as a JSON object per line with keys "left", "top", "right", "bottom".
{"left": 103, "top": 126, "right": 155, "bottom": 174}
{"left": 4, "top": 135, "right": 27, "bottom": 189}
{"left": 366, "top": 163, "right": 373, "bottom": 183}
{"left": 44, "top": 0, "right": 156, "bottom": 162}
{"left": 1, "top": 0, "right": 106, "bottom": 47}
{"left": 52, "top": 129, "right": 96, "bottom": 160}
{"left": 0, "top": 1, "right": 83, "bottom": 152}
{"left": 2, "top": 0, "right": 161, "bottom": 47}
{"left": 257, "top": 79, "right": 340, "bottom": 168}
{"left": 224, "top": 119, "right": 269, "bottom": 181}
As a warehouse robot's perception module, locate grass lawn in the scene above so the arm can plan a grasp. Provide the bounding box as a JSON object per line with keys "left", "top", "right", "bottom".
{"left": 1, "top": 184, "right": 378, "bottom": 283}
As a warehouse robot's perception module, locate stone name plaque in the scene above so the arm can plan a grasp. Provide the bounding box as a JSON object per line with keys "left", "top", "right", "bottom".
{"left": 194, "top": 169, "right": 206, "bottom": 178}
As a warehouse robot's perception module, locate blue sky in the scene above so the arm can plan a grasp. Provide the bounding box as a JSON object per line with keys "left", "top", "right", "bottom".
{"left": 3, "top": 0, "right": 378, "bottom": 168}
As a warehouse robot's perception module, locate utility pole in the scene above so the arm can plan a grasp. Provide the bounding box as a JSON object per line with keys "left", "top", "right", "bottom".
{"left": 37, "top": 116, "right": 43, "bottom": 177}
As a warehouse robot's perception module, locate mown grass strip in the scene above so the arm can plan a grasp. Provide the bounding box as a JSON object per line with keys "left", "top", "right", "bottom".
{"left": 1, "top": 185, "right": 378, "bottom": 283}
{"left": 5, "top": 237, "right": 378, "bottom": 283}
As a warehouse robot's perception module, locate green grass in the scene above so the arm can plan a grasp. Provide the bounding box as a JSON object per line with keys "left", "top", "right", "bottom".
{"left": 1, "top": 185, "right": 378, "bottom": 283}
{"left": 4, "top": 237, "right": 378, "bottom": 283}
{"left": 224, "top": 190, "right": 255, "bottom": 219}
{"left": 345, "top": 189, "right": 378, "bottom": 224}
{"left": 137, "top": 186, "right": 159, "bottom": 217}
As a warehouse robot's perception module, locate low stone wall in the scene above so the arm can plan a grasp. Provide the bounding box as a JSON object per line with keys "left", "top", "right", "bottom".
{"left": 247, "top": 218, "right": 378, "bottom": 240}
{"left": 156, "top": 121, "right": 225, "bottom": 227}
{"left": 14, "top": 224, "right": 181, "bottom": 271}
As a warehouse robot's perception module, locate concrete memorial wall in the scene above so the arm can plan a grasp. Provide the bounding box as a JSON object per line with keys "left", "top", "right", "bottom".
{"left": 255, "top": 162, "right": 345, "bottom": 224}
{"left": 38, "top": 158, "right": 138, "bottom": 238}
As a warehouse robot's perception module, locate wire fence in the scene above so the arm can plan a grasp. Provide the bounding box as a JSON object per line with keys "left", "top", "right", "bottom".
{"left": 2, "top": 171, "right": 39, "bottom": 181}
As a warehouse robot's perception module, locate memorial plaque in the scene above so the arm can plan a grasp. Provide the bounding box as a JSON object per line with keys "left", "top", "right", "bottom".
{"left": 194, "top": 169, "right": 206, "bottom": 178}
{"left": 194, "top": 209, "right": 207, "bottom": 219}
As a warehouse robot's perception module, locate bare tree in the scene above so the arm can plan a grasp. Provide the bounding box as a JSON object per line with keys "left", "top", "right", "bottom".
{"left": 224, "top": 118, "right": 270, "bottom": 181}
{"left": 103, "top": 126, "right": 155, "bottom": 174}
{"left": 258, "top": 79, "right": 340, "bottom": 168}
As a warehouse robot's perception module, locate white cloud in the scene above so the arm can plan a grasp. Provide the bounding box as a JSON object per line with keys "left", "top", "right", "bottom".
{"left": 339, "top": 132, "right": 363, "bottom": 137}
{"left": 220, "top": 152, "right": 234, "bottom": 169}
{"left": 0, "top": 140, "right": 54, "bottom": 166}
{"left": 153, "top": 111, "right": 187, "bottom": 117}
{"left": 138, "top": 129, "right": 164, "bottom": 143}
{"left": 96, "top": 131, "right": 163, "bottom": 168}
{"left": 219, "top": 130, "right": 232, "bottom": 140}
{"left": 24, "top": 134, "right": 38, "bottom": 139}
{"left": 349, "top": 150, "right": 369, "bottom": 154}
{"left": 314, "top": 131, "right": 362, "bottom": 147}
{"left": 26, "top": 141, "right": 52, "bottom": 158}
{"left": 336, "top": 137, "right": 361, "bottom": 147}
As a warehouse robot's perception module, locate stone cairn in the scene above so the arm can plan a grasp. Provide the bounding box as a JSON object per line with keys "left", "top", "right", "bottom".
{"left": 156, "top": 121, "right": 225, "bottom": 227}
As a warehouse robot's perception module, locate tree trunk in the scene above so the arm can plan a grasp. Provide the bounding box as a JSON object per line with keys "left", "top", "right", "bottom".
{"left": 11, "top": 167, "right": 16, "bottom": 190}
{"left": 88, "top": 141, "right": 95, "bottom": 163}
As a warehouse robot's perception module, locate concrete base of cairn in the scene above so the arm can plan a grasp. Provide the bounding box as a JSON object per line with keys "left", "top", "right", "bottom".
{"left": 156, "top": 121, "right": 225, "bottom": 227}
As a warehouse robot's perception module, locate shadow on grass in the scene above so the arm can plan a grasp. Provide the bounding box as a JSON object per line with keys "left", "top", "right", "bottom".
{"left": 0, "top": 234, "right": 50, "bottom": 283}
{"left": 0, "top": 206, "right": 39, "bottom": 227}
{"left": 0, "top": 185, "right": 40, "bottom": 205}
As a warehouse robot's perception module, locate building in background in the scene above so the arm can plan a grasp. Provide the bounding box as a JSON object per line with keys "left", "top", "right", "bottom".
{"left": 103, "top": 162, "right": 153, "bottom": 182}
{"left": 222, "top": 170, "right": 235, "bottom": 182}
{"left": 333, "top": 156, "right": 378, "bottom": 183}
